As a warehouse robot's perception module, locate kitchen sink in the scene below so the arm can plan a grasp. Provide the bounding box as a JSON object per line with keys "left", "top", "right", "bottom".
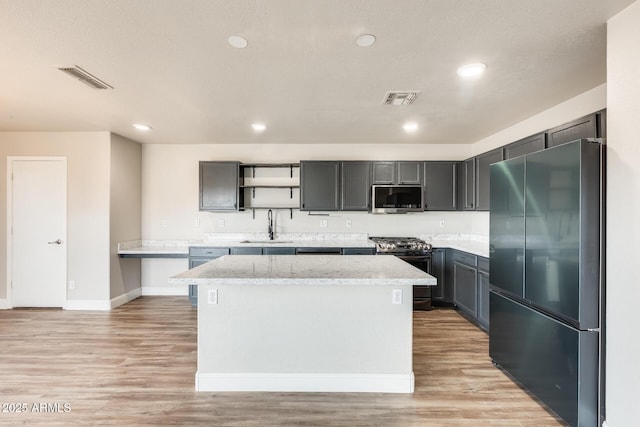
{"left": 239, "top": 240, "right": 293, "bottom": 244}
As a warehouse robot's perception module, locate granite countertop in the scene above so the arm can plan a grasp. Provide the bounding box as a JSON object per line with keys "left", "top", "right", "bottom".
{"left": 169, "top": 255, "right": 436, "bottom": 286}
{"left": 117, "top": 233, "right": 375, "bottom": 255}
{"left": 117, "top": 233, "right": 490, "bottom": 258}
{"left": 420, "top": 234, "right": 490, "bottom": 258}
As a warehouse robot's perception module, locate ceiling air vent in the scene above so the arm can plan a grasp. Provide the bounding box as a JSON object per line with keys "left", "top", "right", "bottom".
{"left": 383, "top": 91, "right": 420, "bottom": 105}
{"left": 58, "top": 65, "right": 114, "bottom": 90}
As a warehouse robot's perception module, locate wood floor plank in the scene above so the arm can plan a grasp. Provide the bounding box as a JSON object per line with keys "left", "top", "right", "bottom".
{"left": 0, "top": 297, "right": 565, "bottom": 426}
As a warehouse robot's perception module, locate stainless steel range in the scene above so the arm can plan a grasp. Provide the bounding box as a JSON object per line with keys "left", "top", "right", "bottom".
{"left": 370, "top": 237, "right": 433, "bottom": 310}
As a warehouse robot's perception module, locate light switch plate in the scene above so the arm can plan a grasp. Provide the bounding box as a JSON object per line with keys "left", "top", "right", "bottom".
{"left": 208, "top": 289, "right": 218, "bottom": 305}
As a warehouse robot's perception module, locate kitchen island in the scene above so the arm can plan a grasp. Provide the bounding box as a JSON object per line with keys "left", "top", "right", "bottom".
{"left": 169, "top": 254, "right": 435, "bottom": 393}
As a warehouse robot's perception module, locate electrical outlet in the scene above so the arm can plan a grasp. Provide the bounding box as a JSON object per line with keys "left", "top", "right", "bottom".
{"left": 219, "top": 219, "right": 225, "bottom": 228}
{"left": 392, "top": 289, "right": 402, "bottom": 304}
{"left": 68, "top": 280, "right": 75, "bottom": 290}
{"left": 195, "top": 218, "right": 200, "bottom": 228}
{"left": 439, "top": 219, "right": 445, "bottom": 228}
{"left": 345, "top": 220, "right": 352, "bottom": 228}
{"left": 162, "top": 219, "right": 168, "bottom": 228}
{"left": 320, "top": 219, "right": 328, "bottom": 228}
{"left": 208, "top": 289, "right": 218, "bottom": 305}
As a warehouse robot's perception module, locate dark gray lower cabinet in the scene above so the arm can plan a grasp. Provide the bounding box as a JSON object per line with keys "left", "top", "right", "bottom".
{"left": 454, "top": 261, "right": 477, "bottom": 318}
{"left": 451, "top": 249, "right": 490, "bottom": 330}
{"left": 188, "top": 247, "right": 230, "bottom": 306}
{"left": 230, "top": 247, "right": 263, "bottom": 255}
{"left": 477, "top": 257, "right": 490, "bottom": 329}
{"left": 263, "top": 247, "right": 296, "bottom": 255}
{"left": 341, "top": 248, "right": 375, "bottom": 255}
{"left": 430, "top": 248, "right": 447, "bottom": 302}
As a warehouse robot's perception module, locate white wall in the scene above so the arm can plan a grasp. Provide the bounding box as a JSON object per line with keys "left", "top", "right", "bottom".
{"left": 109, "top": 134, "right": 142, "bottom": 299}
{"left": 471, "top": 83, "right": 607, "bottom": 155}
{"left": 0, "top": 132, "right": 111, "bottom": 301}
{"left": 605, "top": 2, "right": 640, "bottom": 426}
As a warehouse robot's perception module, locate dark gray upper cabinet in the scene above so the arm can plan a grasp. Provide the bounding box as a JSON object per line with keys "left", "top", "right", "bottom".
{"left": 371, "top": 161, "right": 396, "bottom": 184}
{"left": 300, "top": 161, "right": 341, "bottom": 211}
{"left": 341, "top": 161, "right": 371, "bottom": 211}
{"left": 424, "top": 162, "right": 457, "bottom": 210}
{"left": 475, "top": 148, "right": 504, "bottom": 211}
{"left": 199, "top": 161, "right": 240, "bottom": 211}
{"left": 457, "top": 158, "right": 476, "bottom": 210}
{"left": 504, "top": 132, "right": 546, "bottom": 160}
{"left": 546, "top": 113, "right": 598, "bottom": 148}
{"left": 397, "top": 161, "right": 423, "bottom": 185}
{"left": 372, "top": 161, "right": 423, "bottom": 185}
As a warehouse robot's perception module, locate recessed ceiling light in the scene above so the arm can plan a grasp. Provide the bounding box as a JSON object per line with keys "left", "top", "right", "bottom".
{"left": 457, "top": 62, "right": 487, "bottom": 78}
{"left": 403, "top": 122, "right": 418, "bottom": 133}
{"left": 132, "top": 123, "right": 152, "bottom": 131}
{"left": 228, "top": 36, "right": 248, "bottom": 49}
{"left": 355, "top": 34, "right": 376, "bottom": 47}
{"left": 251, "top": 123, "right": 266, "bottom": 133}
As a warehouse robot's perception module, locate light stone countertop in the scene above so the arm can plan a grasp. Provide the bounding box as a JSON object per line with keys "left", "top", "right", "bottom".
{"left": 419, "top": 234, "right": 490, "bottom": 258}
{"left": 169, "top": 255, "right": 436, "bottom": 286}
{"left": 117, "top": 233, "right": 375, "bottom": 255}
{"left": 117, "top": 233, "right": 490, "bottom": 258}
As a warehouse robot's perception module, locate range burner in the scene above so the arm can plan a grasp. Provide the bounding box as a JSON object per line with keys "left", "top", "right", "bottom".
{"left": 369, "top": 237, "right": 433, "bottom": 255}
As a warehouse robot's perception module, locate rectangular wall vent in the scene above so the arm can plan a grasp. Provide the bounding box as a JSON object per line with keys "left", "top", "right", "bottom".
{"left": 383, "top": 91, "right": 420, "bottom": 105}
{"left": 58, "top": 65, "right": 113, "bottom": 90}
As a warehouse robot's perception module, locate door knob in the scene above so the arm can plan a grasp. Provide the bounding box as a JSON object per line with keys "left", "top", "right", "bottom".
{"left": 48, "top": 239, "right": 62, "bottom": 245}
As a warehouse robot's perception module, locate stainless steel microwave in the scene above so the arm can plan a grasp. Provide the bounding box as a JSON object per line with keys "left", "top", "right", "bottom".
{"left": 371, "top": 185, "right": 423, "bottom": 214}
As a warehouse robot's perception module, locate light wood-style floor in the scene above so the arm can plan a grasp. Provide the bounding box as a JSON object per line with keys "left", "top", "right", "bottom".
{"left": 0, "top": 297, "right": 564, "bottom": 426}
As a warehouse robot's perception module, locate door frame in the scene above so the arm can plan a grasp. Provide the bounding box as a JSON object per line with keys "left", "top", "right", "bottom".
{"left": 6, "top": 156, "right": 68, "bottom": 308}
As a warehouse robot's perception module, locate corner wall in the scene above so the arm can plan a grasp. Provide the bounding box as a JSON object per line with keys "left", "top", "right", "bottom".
{"left": 471, "top": 83, "right": 607, "bottom": 155}
{"left": 0, "top": 132, "right": 111, "bottom": 302}
{"left": 605, "top": 2, "right": 640, "bottom": 426}
{"left": 109, "top": 134, "right": 142, "bottom": 300}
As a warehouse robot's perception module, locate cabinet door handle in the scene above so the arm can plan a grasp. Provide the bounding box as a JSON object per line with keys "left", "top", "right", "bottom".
{"left": 48, "top": 239, "right": 63, "bottom": 245}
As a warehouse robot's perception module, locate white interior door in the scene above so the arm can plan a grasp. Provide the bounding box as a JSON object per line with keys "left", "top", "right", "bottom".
{"left": 10, "top": 158, "right": 67, "bottom": 307}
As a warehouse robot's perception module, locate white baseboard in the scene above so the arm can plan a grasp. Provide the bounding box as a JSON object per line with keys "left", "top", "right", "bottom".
{"left": 110, "top": 288, "right": 142, "bottom": 309}
{"left": 0, "top": 299, "right": 10, "bottom": 309}
{"left": 195, "top": 372, "right": 415, "bottom": 393}
{"left": 63, "top": 299, "right": 112, "bottom": 311}
{"left": 141, "top": 286, "right": 188, "bottom": 296}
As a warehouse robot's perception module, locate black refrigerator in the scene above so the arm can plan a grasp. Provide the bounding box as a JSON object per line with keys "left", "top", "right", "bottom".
{"left": 489, "top": 139, "right": 604, "bottom": 427}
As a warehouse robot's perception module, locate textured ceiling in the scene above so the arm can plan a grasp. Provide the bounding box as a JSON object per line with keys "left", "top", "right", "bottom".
{"left": 0, "top": 0, "right": 633, "bottom": 144}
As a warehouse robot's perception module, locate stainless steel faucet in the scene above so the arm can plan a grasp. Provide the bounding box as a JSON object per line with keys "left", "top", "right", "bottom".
{"left": 267, "top": 209, "right": 274, "bottom": 240}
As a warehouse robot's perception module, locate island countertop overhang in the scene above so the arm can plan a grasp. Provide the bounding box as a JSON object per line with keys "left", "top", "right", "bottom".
{"left": 170, "top": 254, "right": 436, "bottom": 287}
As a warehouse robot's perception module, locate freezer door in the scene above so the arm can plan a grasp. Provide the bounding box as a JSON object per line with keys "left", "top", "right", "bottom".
{"left": 524, "top": 140, "right": 601, "bottom": 329}
{"left": 489, "top": 157, "right": 525, "bottom": 298}
{"left": 490, "top": 291, "right": 599, "bottom": 427}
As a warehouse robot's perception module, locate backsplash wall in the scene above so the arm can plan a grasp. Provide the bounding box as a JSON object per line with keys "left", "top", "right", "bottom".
{"left": 142, "top": 143, "right": 489, "bottom": 240}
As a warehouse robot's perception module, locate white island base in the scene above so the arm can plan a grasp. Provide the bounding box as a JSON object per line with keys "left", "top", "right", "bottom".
{"left": 170, "top": 255, "right": 435, "bottom": 394}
